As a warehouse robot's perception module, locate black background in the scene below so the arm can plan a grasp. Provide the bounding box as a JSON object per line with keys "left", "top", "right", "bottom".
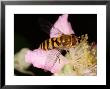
{"left": 14, "top": 14, "right": 97, "bottom": 76}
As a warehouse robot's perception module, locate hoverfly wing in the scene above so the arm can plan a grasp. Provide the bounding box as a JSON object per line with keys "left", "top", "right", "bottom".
{"left": 38, "top": 18, "right": 53, "bottom": 35}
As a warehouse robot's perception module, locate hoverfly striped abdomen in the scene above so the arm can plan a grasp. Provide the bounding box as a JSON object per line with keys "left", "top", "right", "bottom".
{"left": 39, "top": 36, "right": 62, "bottom": 50}
{"left": 39, "top": 34, "right": 77, "bottom": 50}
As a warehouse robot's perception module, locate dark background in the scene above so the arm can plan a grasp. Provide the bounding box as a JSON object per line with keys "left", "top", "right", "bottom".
{"left": 14, "top": 14, "right": 97, "bottom": 76}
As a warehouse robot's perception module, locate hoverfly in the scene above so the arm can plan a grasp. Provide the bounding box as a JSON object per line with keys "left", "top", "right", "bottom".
{"left": 39, "top": 34, "right": 77, "bottom": 51}
{"left": 38, "top": 16, "right": 78, "bottom": 51}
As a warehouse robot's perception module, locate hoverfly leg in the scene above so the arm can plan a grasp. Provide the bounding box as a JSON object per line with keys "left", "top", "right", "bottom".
{"left": 59, "top": 59, "right": 60, "bottom": 64}
{"left": 65, "top": 49, "right": 69, "bottom": 53}
{"left": 57, "top": 54, "right": 60, "bottom": 64}
{"left": 56, "top": 49, "right": 61, "bottom": 64}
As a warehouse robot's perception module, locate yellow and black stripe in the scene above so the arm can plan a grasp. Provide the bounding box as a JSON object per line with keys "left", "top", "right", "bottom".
{"left": 39, "top": 36, "right": 62, "bottom": 50}
{"left": 39, "top": 34, "right": 77, "bottom": 50}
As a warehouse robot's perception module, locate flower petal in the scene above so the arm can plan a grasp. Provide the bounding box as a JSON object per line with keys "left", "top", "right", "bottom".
{"left": 25, "top": 49, "right": 47, "bottom": 68}
{"left": 50, "top": 14, "right": 75, "bottom": 38}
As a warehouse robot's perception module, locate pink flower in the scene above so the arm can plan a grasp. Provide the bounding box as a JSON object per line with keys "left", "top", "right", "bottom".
{"left": 25, "top": 49, "right": 68, "bottom": 73}
{"left": 50, "top": 14, "right": 75, "bottom": 38}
